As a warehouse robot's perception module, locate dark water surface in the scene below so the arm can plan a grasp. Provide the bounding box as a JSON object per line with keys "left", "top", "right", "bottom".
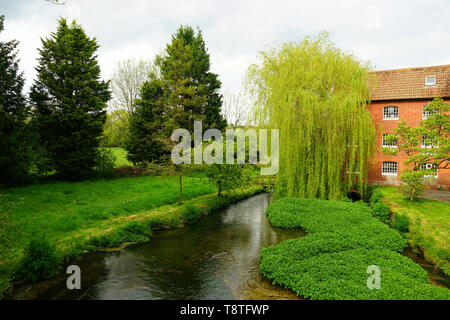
{"left": 12, "top": 193, "right": 305, "bottom": 300}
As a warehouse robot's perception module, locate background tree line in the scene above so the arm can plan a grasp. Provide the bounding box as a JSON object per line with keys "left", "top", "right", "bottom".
{"left": 1, "top": 14, "right": 249, "bottom": 194}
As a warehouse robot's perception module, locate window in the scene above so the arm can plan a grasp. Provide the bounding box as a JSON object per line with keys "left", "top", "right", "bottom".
{"left": 421, "top": 135, "right": 435, "bottom": 149}
{"left": 382, "top": 134, "right": 397, "bottom": 148}
{"left": 422, "top": 105, "right": 437, "bottom": 119}
{"left": 382, "top": 162, "right": 397, "bottom": 176}
{"left": 420, "top": 163, "right": 438, "bottom": 177}
{"left": 383, "top": 106, "right": 399, "bottom": 120}
{"left": 346, "top": 161, "right": 360, "bottom": 174}
{"left": 425, "top": 76, "right": 436, "bottom": 87}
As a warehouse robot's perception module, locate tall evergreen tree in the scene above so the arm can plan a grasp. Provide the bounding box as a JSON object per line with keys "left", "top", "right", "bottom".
{"left": 30, "top": 19, "right": 111, "bottom": 179}
{"left": 125, "top": 79, "right": 166, "bottom": 164}
{"left": 126, "top": 25, "right": 225, "bottom": 165}
{"left": 0, "top": 15, "right": 32, "bottom": 185}
{"left": 158, "top": 25, "right": 226, "bottom": 131}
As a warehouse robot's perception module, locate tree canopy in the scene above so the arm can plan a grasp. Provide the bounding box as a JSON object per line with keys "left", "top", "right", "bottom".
{"left": 0, "top": 15, "right": 35, "bottom": 185}
{"left": 30, "top": 19, "right": 111, "bottom": 179}
{"left": 246, "top": 32, "right": 376, "bottom": 200}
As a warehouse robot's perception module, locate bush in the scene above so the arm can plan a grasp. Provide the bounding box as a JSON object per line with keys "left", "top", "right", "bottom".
{"left": 260, "top": 247, "right": 450, "bottom": 300}
{"left": 393, "top": 214, "right": 410, "bottom": 235}
{"left": 260, "top": 197, "right": 449, "bottom": 300}
{"left": 16, "top": 236, "right": 60, "bottom": 282}
{"left": 95, "top": 148, "right": 116, "bottom": 178}
{"left": 181, "top": 204, "right": 203, "bottom": 223}
{"left": 372, "top": 201, "right": 391, "bottom": 224}
{"left": 370, "top": 188, "right": 383, "bottom": 206}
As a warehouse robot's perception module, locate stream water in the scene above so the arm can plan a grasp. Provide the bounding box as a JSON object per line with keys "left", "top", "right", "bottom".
{"left": 12, "top": 192, "right": 449, "bottom": 300}
{"left": 12, "top": 193, "right": 305, "bottom": 300}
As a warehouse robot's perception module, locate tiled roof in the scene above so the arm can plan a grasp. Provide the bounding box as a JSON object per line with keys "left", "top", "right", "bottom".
{"left": 369, "top": 65, "right": 450, "bottom": 101}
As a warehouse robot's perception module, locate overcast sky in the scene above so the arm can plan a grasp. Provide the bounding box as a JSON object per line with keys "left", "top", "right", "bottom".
{"left": 1, "top": 0, "right": 450, "bottom": 95}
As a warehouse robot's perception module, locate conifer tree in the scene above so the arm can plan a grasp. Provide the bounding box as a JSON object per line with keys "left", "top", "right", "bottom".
{"left": 125, "top": 79, "right": 166, "bottom": 164}
{"left": 0, "top": 15, "right": 32, "bottom": 185}
{"left": 158, "top": 25, "right": 226, "bottom": 131}
{"left": 30, "top": 19, "right": 111, "bottom": 179}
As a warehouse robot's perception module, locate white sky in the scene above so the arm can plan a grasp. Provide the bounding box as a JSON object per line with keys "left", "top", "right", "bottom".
{"left": 1, "top": 0, "right": 450, "bottom": 95}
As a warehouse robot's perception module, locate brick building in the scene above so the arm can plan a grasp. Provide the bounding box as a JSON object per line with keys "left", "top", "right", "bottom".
{"left": 367, "top": 64, "right": 450, "bottom": 189}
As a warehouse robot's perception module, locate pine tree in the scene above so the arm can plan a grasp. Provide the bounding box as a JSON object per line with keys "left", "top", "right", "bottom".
{"left": 30, "top": 19, "right": 111, "bottom": 180}
{"left": 125, "top": 79, "right": 166, "bottom": 164}
{"left": 158, "top": 25, "right": 226, "bottom": 131}
{"left": 0, "top": 15, "right": 32, "bottom": 185}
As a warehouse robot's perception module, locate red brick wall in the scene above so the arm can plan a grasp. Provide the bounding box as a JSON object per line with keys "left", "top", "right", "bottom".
{"left": 367, "top": 100, "right": 450, "bottom": 189}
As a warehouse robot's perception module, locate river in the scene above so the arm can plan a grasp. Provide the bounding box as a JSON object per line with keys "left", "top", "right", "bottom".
{"left": 12, "top": 192, "right": 449, "bottom": 299}
{"left": 12, "top": 193, "right": 305, "bottom": 300}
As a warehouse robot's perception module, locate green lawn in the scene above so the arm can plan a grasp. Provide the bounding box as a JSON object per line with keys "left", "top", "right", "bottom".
{"left": 104, "top": 147, "right": 132, "bottom": 167}
{"left": 380, "top": 186, "right": 450, "bottom": 275}
{"left": 0, "top": 175, "right": 217, "bottom": 295}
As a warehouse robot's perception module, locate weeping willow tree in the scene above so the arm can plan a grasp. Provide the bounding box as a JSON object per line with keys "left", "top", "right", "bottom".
{"left": 246, "top": 32, "right": 376, "bottom": 200}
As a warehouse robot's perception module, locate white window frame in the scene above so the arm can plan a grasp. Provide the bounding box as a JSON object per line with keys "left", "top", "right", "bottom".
{"left": 382, "top": 161, "right": 398, "bottom": 176}
{"left": 420, "top": 163, "right": 438, "bottom": 178}
{"left": 382, "top": 134, "right": 397, "bottom": 148}
{"left": 383, "top": 106, "right": 399, "bottom": 120}
{"left": 421, "top": 136, "right": 436, "bottom": 149}
{"left": 422, "top": 105, "right": 437, "bottom": 120}
{"left": 346, "top": 161, "right": 360, "bottom": 174}
{"left": 425, "top": 76, "right": 436, "bottom": 87}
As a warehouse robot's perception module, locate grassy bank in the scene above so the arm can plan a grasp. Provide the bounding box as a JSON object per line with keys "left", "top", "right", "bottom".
{"left": 379, "top": 186, "right": 450, "bottom": 275}
{"left": 0, "top": 173, "right": 262, "bottom": 298}
{"left": 103, "top": 147, "right": 132, "bottom": 167}
{"left": 260, "top": 198, "right": 450, "bottom": 300}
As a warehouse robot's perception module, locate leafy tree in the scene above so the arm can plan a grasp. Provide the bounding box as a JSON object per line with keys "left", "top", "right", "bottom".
{"left": 205, "top": 164, "right": 253, "bottom": 196}
{"left": 246, "top": 32, "right": 376, "bottom": 200}
{"left": 102, "top": 110, "right": 129, "bottom": 147}
{"left": 383, "top": 98, "right": 449, "bottom": 200}
{"left": 0, "top": 15, "right": 33, "bottom": 185}
{"left": 30, "top": 19, "right": 111, "bottom": 180}
{"left": 108, "top": 58, "right": 155, "bottom": 138}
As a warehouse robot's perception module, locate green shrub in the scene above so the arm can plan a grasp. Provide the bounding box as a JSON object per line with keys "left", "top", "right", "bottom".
{"left": 260, "top": 247, "right": 450, "bottom": 300}
{"left": 372, "top": 201, "right": 391, "bottom": 224}
{"left": 16, "top": 236, "right": 60, "bottom": 282}
{"left": 181, "top": 204, "right": 203, "bottom": 223}
{"left": 261, "top": 197, "right": 449, "bottom": 300}
{"left": 393, "top": 214, "right": 410, "bottom": 235}
{"left": 370, "top": 188, "right": 383, "bottom": 206}
{"left": 95, "top": 148, "right": 117, "bottom": 178}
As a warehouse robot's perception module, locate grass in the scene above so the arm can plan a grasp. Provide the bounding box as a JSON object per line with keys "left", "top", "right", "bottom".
{"left": 0, "top": 175, "right": 223, "bottom": 297}
{"left": 379, "top": 186, "right": 450, "bottom": 275}
{"left": 260, "top": 197, "right": 450, "bottom": 300}
{"left": 103, "top": 147, "right": 132, "bottom": 167}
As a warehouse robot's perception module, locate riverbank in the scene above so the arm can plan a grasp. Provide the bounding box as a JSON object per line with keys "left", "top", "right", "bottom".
{"left": 0, "top": 175, "right": 263, "bottom": 299}
{"left": 11, "top": 193, "right": 302, "bottom": 300}
{"left": 379, "top": 186, "right": 450, "bottom": 276}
